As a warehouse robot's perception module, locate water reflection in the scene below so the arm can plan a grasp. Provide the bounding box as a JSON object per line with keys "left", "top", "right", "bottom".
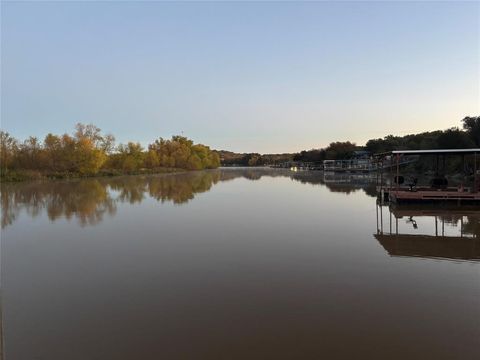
{"left": 3, "top": 168, "right": 479, "bottom": 360}
{"left": 375, "top": 204, "right": 480, "bottom": 261}
{"left": 1, "top": 169, "right": 377, "bottom": 228}
{"left": 1, "top": 179, "right": 117, "bottom": 228}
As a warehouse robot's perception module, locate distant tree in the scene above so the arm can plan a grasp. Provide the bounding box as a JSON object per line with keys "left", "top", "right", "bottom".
{"left": 117, "top": 142, "right": 145, "bottom": 172}
{"left": 187, "top": 154, "right": 203, "bottom": 170}
{"left": 147, "top": 136, "right": 219, "bottom": 170}
{"left": 365, "top": 131, "right": 444, "bottom": 154}
{"left": 74, "top": 137, "right": 107, "bottom": 175}
{"left": 437, "top": 128, "right": 475, "bottom": 149}
{"left": 293, "top": 149, "right": 325, "bottom": 162}
{"left": 144, "top": 150, "right": 160, "bottom": 168}
{"left": 462, "top": 116, "right": 480, "bottom": 146}
{"left": 16, "top": 136, "right": 42, "bottom": 169}
{"left": 325, "top": 141, "right": 356, "bottom": 159}
{"left": 0, "top": 131, "right": 18, "bottom": 174}
{"left": 247, "top": 154, "right": 262, "bottom": 166}
{"left": 70, "top": 124, "right": 114, "bottom": 174}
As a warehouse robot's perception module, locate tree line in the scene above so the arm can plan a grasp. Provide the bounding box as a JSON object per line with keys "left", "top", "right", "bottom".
{"left": 293, "top": 116, "right": 479, "bottom": 162}
{"left": 0, "top": 123, "right": 220, "bottom": 180}
{"left": 219, "top": 150, "right": 293, "bottom": 167}
{"left": 216, "top": 116, "right": 479, "bottom": 168}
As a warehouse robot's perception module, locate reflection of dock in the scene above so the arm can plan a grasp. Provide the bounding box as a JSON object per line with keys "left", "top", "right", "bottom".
{"left": 389, "top": 189, "right": 480, "bottom": 204}
{"left": 375, "top": 203, "right": 480, "bottom": 261}
{"left": 323, "top": 173, "right": 374, "bottom": 183}
{"left": 390, "top": 206, "right": 480, "bottom": 218}
{"left": 374, "top": 233, "right": 480, "bottom": 261}
{"left": 324, "top": 157, "right": 416, "bottom": 173}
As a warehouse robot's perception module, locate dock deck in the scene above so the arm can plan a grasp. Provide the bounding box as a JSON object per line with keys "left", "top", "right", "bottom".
{"left": 389, "top": 188, "right": 480, "bottom": 204}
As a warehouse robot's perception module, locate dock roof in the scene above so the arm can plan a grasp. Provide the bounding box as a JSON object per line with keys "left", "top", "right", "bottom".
{"left": 391, "top": 148, "right": 480, "bottom": 155}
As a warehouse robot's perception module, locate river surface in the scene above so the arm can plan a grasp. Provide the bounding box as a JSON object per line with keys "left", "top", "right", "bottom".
{"left": 1, "top": 168, "right": 479, "bottom": 360}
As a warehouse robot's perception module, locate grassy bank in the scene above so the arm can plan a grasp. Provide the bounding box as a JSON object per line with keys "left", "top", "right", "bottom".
{"left": 0, "top": 167, "right": 187, "bottom": 182}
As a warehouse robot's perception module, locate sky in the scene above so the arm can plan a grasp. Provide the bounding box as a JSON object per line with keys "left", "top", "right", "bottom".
{"left": 1, "top": 1, "right": 479, "bottom": 153}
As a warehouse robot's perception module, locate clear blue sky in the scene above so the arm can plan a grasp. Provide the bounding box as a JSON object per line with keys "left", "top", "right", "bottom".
{"left": 1, "top": 1, "right": 479, "bottom": 153}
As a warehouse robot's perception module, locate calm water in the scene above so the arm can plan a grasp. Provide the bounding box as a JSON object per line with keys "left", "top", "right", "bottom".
{"left": 1, "top": 168, "right": 479, "bottom": 360}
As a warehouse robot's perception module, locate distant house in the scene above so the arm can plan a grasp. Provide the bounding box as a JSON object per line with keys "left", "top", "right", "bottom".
{"left": 352, "top": 150, "right": 370, "bottom": 159}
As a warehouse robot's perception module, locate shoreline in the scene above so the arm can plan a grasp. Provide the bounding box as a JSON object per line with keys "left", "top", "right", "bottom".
{"left": 0, "top": 167, "right": 191, "bottom": 183}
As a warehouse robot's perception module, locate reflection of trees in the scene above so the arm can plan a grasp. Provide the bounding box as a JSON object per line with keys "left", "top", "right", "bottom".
{"left": 1, "top": 180, "right": 116, "bottom": 228}
{"left": 1, "top": 187, "right": 20, "bottom": 228}
{"left": 389, "top": 206, "right": 480, "bottom": 239}
{"left": 1, "top": 169, "right": 378, "bottom": 228}
{"left": 107, "top": 176, "right": 147, "bottom": 204}
{"left": 1, "top": 171, "right": 225, "bottom": 227}
{"left": 461, "top": 215, "right": 480, "bottom": 237}
{"left": 218, "top": 168, "right": 288, "bottom": 182}
{"left": 436, "top": 213, "right": 480, "bottom": 238}
{"left": 147, "top": 171, "right": 221, "bottom": 204}
{"left": 46, "top": 180, "right": 116, "bottom": 226}
{"left": 219, "top": 168, "right": 377, "bottom": 196}
{"left": 416, "top": 213, "right": 480, "bottom": 237}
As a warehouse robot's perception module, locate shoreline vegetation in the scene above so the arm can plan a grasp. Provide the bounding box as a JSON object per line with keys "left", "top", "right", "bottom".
{"left": 0, "top": 123, "right": 220, "bottom": 182}
{"left": 1, "top": 116, "right": 478, "bottom": 182}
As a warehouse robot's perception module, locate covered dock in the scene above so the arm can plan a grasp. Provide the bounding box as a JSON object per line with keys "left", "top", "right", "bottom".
{"left": 376, "top": 148, "right": 480, "bottom": 205}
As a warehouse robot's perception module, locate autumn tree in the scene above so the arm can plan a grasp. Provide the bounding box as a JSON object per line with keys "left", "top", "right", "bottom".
{"left": 147, "top": 136, "right": 220, "bottom": 170}
{"left": 0, "top": 131, "right": 18, "bottom": 174}
{"left": 116, "top": 142, "right": 145, "bottom": 172}
{"left": 1, "top": 125, "right": 220, "bottom": 178}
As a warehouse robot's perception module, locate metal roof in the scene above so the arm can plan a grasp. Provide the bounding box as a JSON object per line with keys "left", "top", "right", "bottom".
{"left": 391, "top": 148, "right": 480, "bottom": 155}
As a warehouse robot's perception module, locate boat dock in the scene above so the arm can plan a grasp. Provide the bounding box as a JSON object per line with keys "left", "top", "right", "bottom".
{"left": 376, "top": 149, "right": 480, "bottom": 205}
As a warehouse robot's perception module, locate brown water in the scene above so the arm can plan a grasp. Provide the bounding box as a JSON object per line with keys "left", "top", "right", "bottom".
{"left": 1, "top": 168, "right": 479, "bottom": 360}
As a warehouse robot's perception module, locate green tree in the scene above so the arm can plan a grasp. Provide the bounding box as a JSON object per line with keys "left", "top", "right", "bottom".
{"left": 325, "top": 141, "right": 356, "bottom": 159}
{"left": 462, "top": 116, "right": 480, "bottom": 146}
{"left": 437, "top": 128, "right": 475, "bottom": 149}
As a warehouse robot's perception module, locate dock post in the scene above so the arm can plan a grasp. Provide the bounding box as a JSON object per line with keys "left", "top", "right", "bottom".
{"left": 380, "top": 204, "right": 383, "bottom": 233}
{"left": 389, "top": 209, "right": 392, "bottom": 234}
{"left": 396, "top": 154, "right": 400, "bottom": 190}
{"left": 475, "top": 152, "right": 477, "bottom": 192}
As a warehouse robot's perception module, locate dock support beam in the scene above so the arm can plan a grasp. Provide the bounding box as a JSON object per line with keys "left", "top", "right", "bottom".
{"left": 475, "top": 152, "right": 477, "bottom": 192}
{"left": 396, "top": 154, "right": 400, "bottom": 190}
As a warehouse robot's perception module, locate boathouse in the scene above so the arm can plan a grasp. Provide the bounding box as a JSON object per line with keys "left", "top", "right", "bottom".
{"left": 377, "top": 148, "right": 480, "bottom": 204}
